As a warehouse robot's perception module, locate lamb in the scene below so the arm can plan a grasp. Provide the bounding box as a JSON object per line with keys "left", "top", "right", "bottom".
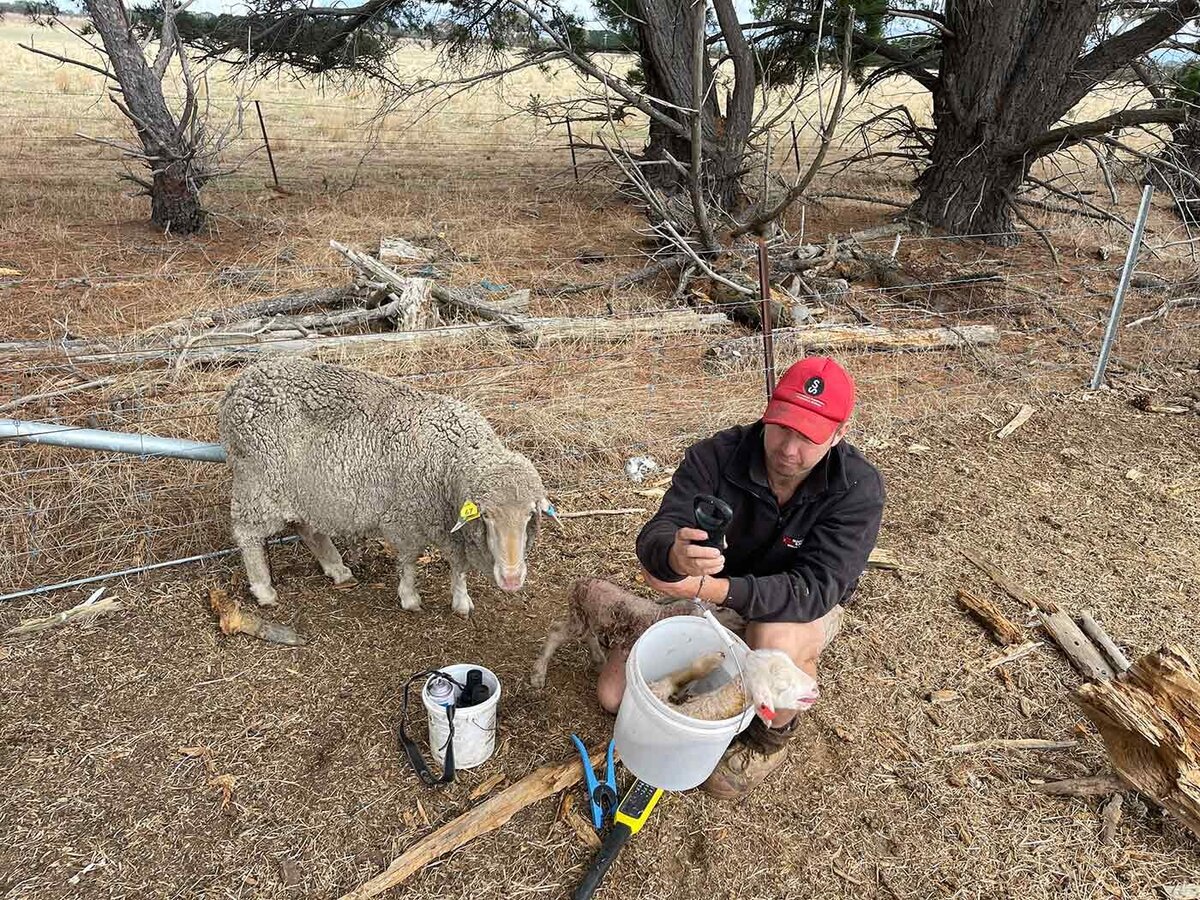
{"left": 648, "top": 649, "right": 820, "bottom": 723}
{"left": 530, "top": 577, "right": 697, "bottom": 688}
{"left": 218, "top": 357, "right": 554, "bottom": 616}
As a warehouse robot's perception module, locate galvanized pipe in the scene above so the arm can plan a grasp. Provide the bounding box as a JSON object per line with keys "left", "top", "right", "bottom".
{"left": 1091, "top": 183, "right": 1155, "bottom": 390}
{"left": 0, "top": 418, "right": 226, "bottom": 462}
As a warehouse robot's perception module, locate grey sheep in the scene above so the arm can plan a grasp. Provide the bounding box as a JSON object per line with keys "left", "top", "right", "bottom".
{"left": 218, "top": 357, "right": 554, "bottom": 616}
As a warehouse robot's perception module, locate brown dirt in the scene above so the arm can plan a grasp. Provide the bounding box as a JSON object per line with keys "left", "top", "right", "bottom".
{"left": 4, "top": 58, "right": 1200, "bottom": 900}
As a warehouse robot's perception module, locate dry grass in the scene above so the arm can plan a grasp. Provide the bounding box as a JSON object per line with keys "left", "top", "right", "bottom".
{"left": 3, "top": 19, "right": 1200, "bottom": 900}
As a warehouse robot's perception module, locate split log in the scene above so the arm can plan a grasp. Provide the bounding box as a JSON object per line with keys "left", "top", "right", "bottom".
{"left": 956, "top": 588, "right": 1024, "bottom": 645}
{"left": 1033, "top": 774, "right": 1127, "bottom": 797}
{"left": 1038, "top": 603, "right": 1117, "bottom": 682}
{"left": 330, "top": 241, "right": 433, "bottom": 328}
{"left": 1079, "top": 611, "right": 1132, "bottom": 674}
{"left": 946, "top": 738, "right": 1078, "bottom": 754}
{"left": 338, "top": 751, "right": 603, "bottom": 900}
{"left": 430, "top": 283, "right": 532, "bottom": 335}
{"left": 4, "top": 588, "right": 123, "bottom": 638}
{"left": 27, "top": 312, "right": 730, "bottom": 366}
{"left": 706, "top": 323, "right": 999, "bottom": 369}
{"left": 1075, "top": 645, "right": 1200, "bottom": 841}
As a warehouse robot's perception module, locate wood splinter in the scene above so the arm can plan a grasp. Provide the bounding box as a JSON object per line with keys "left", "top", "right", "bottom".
{"left": 956, "top": 588, "right": 1024, "bottom": 645}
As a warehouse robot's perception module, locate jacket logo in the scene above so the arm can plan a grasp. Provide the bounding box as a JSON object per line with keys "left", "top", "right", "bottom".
{"left": 782, "top": 535, "right": 804, "bottom": 549}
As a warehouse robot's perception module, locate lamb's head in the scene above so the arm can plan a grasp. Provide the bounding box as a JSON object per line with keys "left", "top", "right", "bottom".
{"left": 742, "top": 649, "right": 820, "bottom": 724}
{"left": 452, "top": 451, "right": 554, "bottom": 593}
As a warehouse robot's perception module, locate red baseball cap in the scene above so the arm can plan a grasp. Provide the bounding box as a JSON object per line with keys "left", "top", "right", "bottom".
{"left": 762, "top": 356, "right": 856, "bottom": 444}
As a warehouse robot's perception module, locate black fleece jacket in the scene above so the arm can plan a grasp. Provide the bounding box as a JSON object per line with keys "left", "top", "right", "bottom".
{"left": 636, "top": 422, "right": 885, "bottom": 623}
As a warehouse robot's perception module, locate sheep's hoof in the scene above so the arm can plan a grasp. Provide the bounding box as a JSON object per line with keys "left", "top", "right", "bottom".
{"left": 399, "top": 594, "right": 423, "bottom": 612}
{"left": 529, "top": 672, "right": 546, "bottom": 689}
{"left": 250, "top": 584, "right": 279, "bottom": 608}
{"left": 331, "top": 576, "right": 359, "bottom": 591}
{"left": 452, "top": 598, "right": 474, "bottom": 618}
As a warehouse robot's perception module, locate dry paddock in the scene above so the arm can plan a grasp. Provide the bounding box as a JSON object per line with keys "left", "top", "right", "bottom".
{"left": 2, "top": 31, "right": 1200, "bottom": 898}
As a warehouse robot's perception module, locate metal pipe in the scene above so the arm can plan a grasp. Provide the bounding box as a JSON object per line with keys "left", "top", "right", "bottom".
{"left": 0, "top": 419, "right": 226, "bottom": 462}
{"left": 0, "top": 537, "right": 300, "bottom": 603}
{"left": 1091, "top": 183, "right": 1154, "bottom": 390}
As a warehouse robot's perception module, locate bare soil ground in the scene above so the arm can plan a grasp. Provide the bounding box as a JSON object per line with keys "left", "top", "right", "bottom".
{"left": 3, "top": 25, "right": 1200, "bottom": 900}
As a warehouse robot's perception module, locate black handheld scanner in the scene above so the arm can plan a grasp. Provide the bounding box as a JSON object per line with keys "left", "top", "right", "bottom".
{"left": 692, "top": 494, "right": 733, "bottom": 551}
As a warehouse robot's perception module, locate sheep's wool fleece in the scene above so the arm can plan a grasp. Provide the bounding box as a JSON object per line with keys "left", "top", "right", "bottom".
{"left": 218, "top": 358, "right": 546, "bottom": 555}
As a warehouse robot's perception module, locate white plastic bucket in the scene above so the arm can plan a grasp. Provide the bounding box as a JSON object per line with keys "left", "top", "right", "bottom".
{"left": 613, "top": 615, "right": 755, "bottom": 791}
{"left": 422, "top": 664, "right": 501, "bottom": 770}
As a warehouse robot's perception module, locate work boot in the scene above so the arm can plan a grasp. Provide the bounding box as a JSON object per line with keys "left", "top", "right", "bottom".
{"left": 700, "top": 718, "right": 797, "bottom": 801}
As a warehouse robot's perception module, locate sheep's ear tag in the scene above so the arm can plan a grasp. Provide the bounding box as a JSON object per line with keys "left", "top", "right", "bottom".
{"left": 542, "top": 501, "right": 558, "bottom": 519}
{"left": 451, "top": 500, "right": 480, "bottom": 533}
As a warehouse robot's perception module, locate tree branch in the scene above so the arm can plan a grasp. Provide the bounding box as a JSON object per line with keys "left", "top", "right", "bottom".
{"left": 732, "top": 10, "right": 853, "bottom": 237}
{"left": 689, "top": 0, "right": 717, "bottom": 253}
{"left": 19, "top": 43, "right": 118, "bottom": 82}
{"left": 1061, "top": 0, "right": 1200, "bottom": 114}
{"left": 1022, "top": 106, "right": 1185, "bottom": 158}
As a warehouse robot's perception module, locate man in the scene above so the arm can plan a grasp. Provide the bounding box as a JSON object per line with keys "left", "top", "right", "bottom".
{"left": 598, "top": 356, "right": 885, "bottom": 800}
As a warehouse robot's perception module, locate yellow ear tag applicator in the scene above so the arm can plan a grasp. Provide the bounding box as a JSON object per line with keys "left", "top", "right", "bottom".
{"left": 450, "top": 500, "right": 480, "bottom": 533}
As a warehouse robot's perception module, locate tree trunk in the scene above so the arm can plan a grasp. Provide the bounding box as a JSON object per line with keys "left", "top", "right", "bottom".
{"left": 911, "top": 1, "right": 1101, "bottom": 242}
{"left": 633, "top": 0, "right": 751, "bottom": 213}
{"left": 84, "top": 0, "right": 208, "bottom": 234}
{"left": 150, "top": 166, "right": 206, "bottom": 233}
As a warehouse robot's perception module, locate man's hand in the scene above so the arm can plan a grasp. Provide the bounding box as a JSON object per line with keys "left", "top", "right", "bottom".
{"left": 667, "top": 527, "right": 725, "bottom": 577}
{"left": 641, "top": 567, "right": 728, "bottom": 605}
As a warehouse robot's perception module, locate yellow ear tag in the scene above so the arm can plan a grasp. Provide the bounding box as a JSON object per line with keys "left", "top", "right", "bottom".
{"left": 450, "top": 500, "right": 480, "bottom": 533}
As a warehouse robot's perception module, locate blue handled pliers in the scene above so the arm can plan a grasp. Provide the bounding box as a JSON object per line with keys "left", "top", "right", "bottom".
{"left": 570, "top": 734, "right": 617, "bottom": 830}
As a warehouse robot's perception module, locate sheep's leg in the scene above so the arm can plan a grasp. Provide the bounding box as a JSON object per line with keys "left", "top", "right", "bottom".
{"left": 233, "top": 525, "right": 279, "bottom": 608}
{"left": 530, "top": 612, "right": 586, "bottom": 688}
{"left": 449, "top": 567, "right": 473, "bottom": 618}
{"left": 397, "top": 557, "right": 422, "bottom": 612}
{"left": 296, "top": 523, "right": 355, "bottom": 587}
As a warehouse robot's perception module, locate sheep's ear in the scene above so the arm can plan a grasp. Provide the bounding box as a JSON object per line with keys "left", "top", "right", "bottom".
{"left": 539, "top": 497, "right": 562, "bottom": 528}
{"left": 451, "top": 499, "right": 481, "bottom": 533}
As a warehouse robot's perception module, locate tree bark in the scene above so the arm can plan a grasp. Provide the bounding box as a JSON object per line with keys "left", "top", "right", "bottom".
{"left": 84, "top": 0, "right": 208, "bottom": 233}
{"left": 911, "top": 2, "right": 1101, "bottom": 242}
{"left": 633, "top": 0, "right": 750, "bottom": 212}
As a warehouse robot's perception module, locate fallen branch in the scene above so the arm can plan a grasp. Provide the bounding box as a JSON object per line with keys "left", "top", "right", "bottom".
{"left": 556, "top": 507, "right": 646, "bottom": 519}
{"left": 143, "top": 286, "right": 359, "bottom": 337}
{"left": 1037, "top": 603, "right": 1117, "bottom": 682}
{"left": 707, "top": 323, "right": 999, "bottom": 368}
{"left": 996, "top": 404, "right": 1035, "bottom": 439}
{"left": 956, "top": 588, "right": 1024, "bottom": 646}
{"left": 551, "top": 254, "right": 688, "bottom": 296}
{"left": 338, "top": 751, "right": 604, "bottom": 900}
{"left": 18, "top": 311, "right": 730, "bottom": 366}
{"left": 1032, "top": 774, "right": 1127, "bottom": 797}
{"left": 947, "top": 738, "right": 1078, "bottom": 754}
{"left": 330, "top": 241, "right": 432, "bottom": 328}
{"left": 1075, "top": 646, "right": 1200, "bottom": 841}
{"left": 4, "top": 588, "right": 123, "bottom": 639}
{"left": 1079, "top": 611, "right": 1132, "bottom": 674}
{"left": 1127, "top": 296, "right": 1200, "bottom": 328}
{"left": 0, "top": 376, "right": 116, "bottom": 414}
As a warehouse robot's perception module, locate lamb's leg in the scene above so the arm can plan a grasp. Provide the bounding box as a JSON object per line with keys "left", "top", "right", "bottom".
{"left": 586, "top": 634, "right": 607, "bottom": 666}
{"left": 296, "top": 523, "right": 356, "bottom": 587}
{"left": 531, "top": 611, "right": 587, "bottom": 688}
{"left": 233, "top": 524, "right": 279, "bottom": 608}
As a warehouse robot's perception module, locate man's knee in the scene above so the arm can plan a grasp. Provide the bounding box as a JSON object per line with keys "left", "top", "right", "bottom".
{"left": 596, "top": 650, "right": 628, "bottom": 714}
{"left": 746, "top": 619, "right": 826, "bottom": 664}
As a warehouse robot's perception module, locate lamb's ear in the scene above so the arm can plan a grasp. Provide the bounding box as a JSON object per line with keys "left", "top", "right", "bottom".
{"left": 451, "top": 499, "right": 481, "bottom": 533}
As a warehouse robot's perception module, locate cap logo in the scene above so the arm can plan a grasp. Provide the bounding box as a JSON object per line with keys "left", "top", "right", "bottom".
{"left": 804, "top": 376, "right": 824, "bottom": 396}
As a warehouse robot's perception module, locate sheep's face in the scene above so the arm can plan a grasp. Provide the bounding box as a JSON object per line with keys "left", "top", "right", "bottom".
{"left": 478, "top": 498, "right": 545, "bottom": 592}
{"left": 744, "top": 649, "right": 820, "bottom": 724}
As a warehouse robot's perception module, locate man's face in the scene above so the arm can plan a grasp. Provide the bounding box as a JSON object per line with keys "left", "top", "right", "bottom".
{"left": 763, "top": 421, "right": 847, "bottom": 480}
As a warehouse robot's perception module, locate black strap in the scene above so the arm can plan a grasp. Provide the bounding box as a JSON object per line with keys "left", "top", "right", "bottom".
{"left": 398, "top": 670, "right": 460, "bottom": 788}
